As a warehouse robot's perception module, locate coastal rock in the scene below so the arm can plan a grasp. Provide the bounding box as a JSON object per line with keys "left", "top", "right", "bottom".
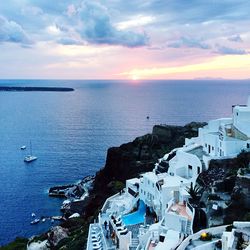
{"left": 47, "top": 226, "right": 69, "bottom": 247}
{"left": 152, "top": 122, "right": 207, "bottom": 144}
{"left": 27, "top": 240, "right": 49, "bottom": 250}
{"left": 69, "top": 213, "right": 80, "bottom": 218}
{"left": 49, "top": 175, "right": 94, "bottom": 199}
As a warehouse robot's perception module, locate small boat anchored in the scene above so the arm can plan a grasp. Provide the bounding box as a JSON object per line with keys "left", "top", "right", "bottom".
{"left": 20, "top": 145, "right": 26, "bottom": 150}
{"left": 24, "top": 155, "right": 38, "bottom": 163}
{"left": 24, "top": 141, "right": 37, "bottom": 163}
{"left": 30, "top": 218, "right": 40, "bottom": 225}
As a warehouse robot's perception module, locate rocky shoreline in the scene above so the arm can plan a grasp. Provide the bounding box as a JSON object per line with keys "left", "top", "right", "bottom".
{"left": 49, "top": 175, "right": 95, "bottom": 217}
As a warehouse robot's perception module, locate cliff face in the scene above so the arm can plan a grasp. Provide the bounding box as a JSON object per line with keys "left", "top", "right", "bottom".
{"left": 83, "top": 122, "right": 206, "bottom": 218}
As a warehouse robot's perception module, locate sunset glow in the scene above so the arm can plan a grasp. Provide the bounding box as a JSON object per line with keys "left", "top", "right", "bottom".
{"left": 0, "top": 1, "right": 250, "bottom": 79}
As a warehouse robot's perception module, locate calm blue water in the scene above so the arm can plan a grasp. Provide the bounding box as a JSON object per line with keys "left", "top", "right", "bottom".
{"left": 0, "top": 79, "right": 249, "bottom": 245}
{"left": 122, "top": 200, "right": 146, "bottom": 225}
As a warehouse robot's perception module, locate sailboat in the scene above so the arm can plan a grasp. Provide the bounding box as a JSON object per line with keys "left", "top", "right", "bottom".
{"left": 24, "top": 141, "right": 38, "bottom": 163}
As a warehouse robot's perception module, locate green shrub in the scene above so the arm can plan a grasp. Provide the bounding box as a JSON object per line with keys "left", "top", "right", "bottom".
{"left": 0, "top": 237, "right": 28, "bottom": 250}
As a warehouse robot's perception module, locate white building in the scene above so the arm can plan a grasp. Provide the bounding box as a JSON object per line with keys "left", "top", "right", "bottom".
{"left": 199, "top": 97, "right": 250, "bottom": 162}
{"left": 86, "top": 96, "right": 250, "bottom": 250}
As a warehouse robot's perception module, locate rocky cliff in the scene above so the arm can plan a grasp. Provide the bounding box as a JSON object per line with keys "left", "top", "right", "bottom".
{"left": 83, "top": 122, "right": 206, "bottom": 219}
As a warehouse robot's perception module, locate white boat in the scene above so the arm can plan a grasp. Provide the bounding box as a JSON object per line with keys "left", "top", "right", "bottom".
{"left": 24, "top": 155, "right": 38, "bottom": 163}
{"left": 31, "top": 213, "right": 36, "bottom": 217}
{"left": 21, "top": 145, "right": 26, "bottom": 150}
{"left": 51, "top": 216, "right": 63, "bottom": 220}
{"left": 30, "top": 218, "right": 40, "bottom": 225}
{"left": 24, "top": 141, "right": 37, "bottom": 163}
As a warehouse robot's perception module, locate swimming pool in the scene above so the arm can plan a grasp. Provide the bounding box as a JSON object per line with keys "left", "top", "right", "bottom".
{"left": 122, "top": 200, "right": 146, "bottom": 225}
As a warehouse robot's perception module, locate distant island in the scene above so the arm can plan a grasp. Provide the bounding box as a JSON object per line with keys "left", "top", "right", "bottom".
{"left": 0, "top": 86, "right": 74, "bottom": 92}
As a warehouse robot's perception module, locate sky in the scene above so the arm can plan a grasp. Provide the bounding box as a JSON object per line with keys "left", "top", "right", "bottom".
{"left": 0, "top": 0, "right": 250, "bottom": 80}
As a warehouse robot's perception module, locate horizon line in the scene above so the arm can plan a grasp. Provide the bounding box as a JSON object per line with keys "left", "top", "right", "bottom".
{"left": 0, "top": 78, "right": 250, "bottom": 81}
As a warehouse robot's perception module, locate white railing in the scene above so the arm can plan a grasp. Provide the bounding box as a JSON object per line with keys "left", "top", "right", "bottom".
{"left": 176, "top": 225, "right": 228, "bottom": 250}
{"left": 101, "top": 192, "right": 120, "bottom": 213}
{"left": 86, "top": 224, "right": 92, "bottom": 250}
{"left": 189, "top": 205, "right": 195, "bottom": 235}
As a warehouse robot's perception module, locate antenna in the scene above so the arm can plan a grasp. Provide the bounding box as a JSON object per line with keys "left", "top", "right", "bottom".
{"left": 30, "top": 140, "right": 32, "bottom": 155}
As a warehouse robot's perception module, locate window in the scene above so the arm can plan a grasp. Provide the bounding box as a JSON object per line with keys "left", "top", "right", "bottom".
{"left": 205, "top": 143, "right": 207, "bottom": 147}
{"left": 247, "top": 143, "right": 250, "bottom": 149}
{"left": 188, "top": 165, "right": 193, "bottom": 170}
{"left": 152, "top": 183, "right": 154, "bottom": 188}
{"left": 197, "top": 166, "right": 201, "bottom": 174}
{"left": 237, "top": 112, "right": 238, "bottom": 116}
{"left": 212, "top": 146, "right": 214, "bottom": 151}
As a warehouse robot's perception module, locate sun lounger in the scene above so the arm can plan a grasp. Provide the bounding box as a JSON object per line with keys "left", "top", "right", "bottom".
{"left": 115, "top": 221, "right": 122, "bottom": 226}
{"left": 92, "top": 236, "right": 101, "bottom": 241}
{"left": 120, "top": 228, "right": 128, "bottom": 235}
{"left": 117, "top": 225, "right": 126, "bottom": 231}
{"left": 92, "top": 246, "right": 102, "bottom": 250}
{"left": 92, "top": 239, "right": 102, "bottom": 244}
{"left": 91, "top": 231, "right": 100, "bottom": 236}
{"left": 92, "top": 242, "right": 102, "bottom": 249}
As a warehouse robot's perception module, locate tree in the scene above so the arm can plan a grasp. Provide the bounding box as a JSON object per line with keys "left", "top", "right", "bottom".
{"left": 186, "top": 183, "right": 202, "bottom": 201}
{"left": 237, "top": 150, "right": 250, "bottom": 169}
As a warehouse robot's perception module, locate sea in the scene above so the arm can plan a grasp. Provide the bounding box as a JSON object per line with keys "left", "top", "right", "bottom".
{"left": 0, "top": 79, "right": 249, "bottom": 245}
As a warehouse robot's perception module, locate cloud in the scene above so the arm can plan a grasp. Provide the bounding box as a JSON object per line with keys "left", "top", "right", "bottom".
{"left": 66, "top": 4, "right": 77, "bottom": 17}
{"left": 0, "top": 15, "right": 32, "bottom": 45}
{"left": 216, "top": 45, "right": 248, "bottom": 55}
{"left": 57, "top": 37, "right": 84, "bottom": 46}
{"left": 168, "top": 37, "right": 210, "bottom": 50}
{"left": 228, "top": 35, "right": 243, "bottom": 42}
{"left": 116, "top": 15, "right": 155, "bottom": 30}
{"left": 77, "top": 1, "right": 148, "bottom": 47}
{"left": 21, "top": 6, "right": 43, "bottom": 16}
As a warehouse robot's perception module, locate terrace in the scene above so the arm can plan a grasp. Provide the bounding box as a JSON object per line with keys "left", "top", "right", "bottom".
{"left": 87, "top": 223, "right": 108, "bottom": 250}
{"left": 168, "top": 203, "right": 192, "bottom": 221}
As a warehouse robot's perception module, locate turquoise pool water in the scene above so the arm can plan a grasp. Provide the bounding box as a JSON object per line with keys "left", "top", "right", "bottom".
{"left": 122, "top": 200, "right": 146, "bottom": 225}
